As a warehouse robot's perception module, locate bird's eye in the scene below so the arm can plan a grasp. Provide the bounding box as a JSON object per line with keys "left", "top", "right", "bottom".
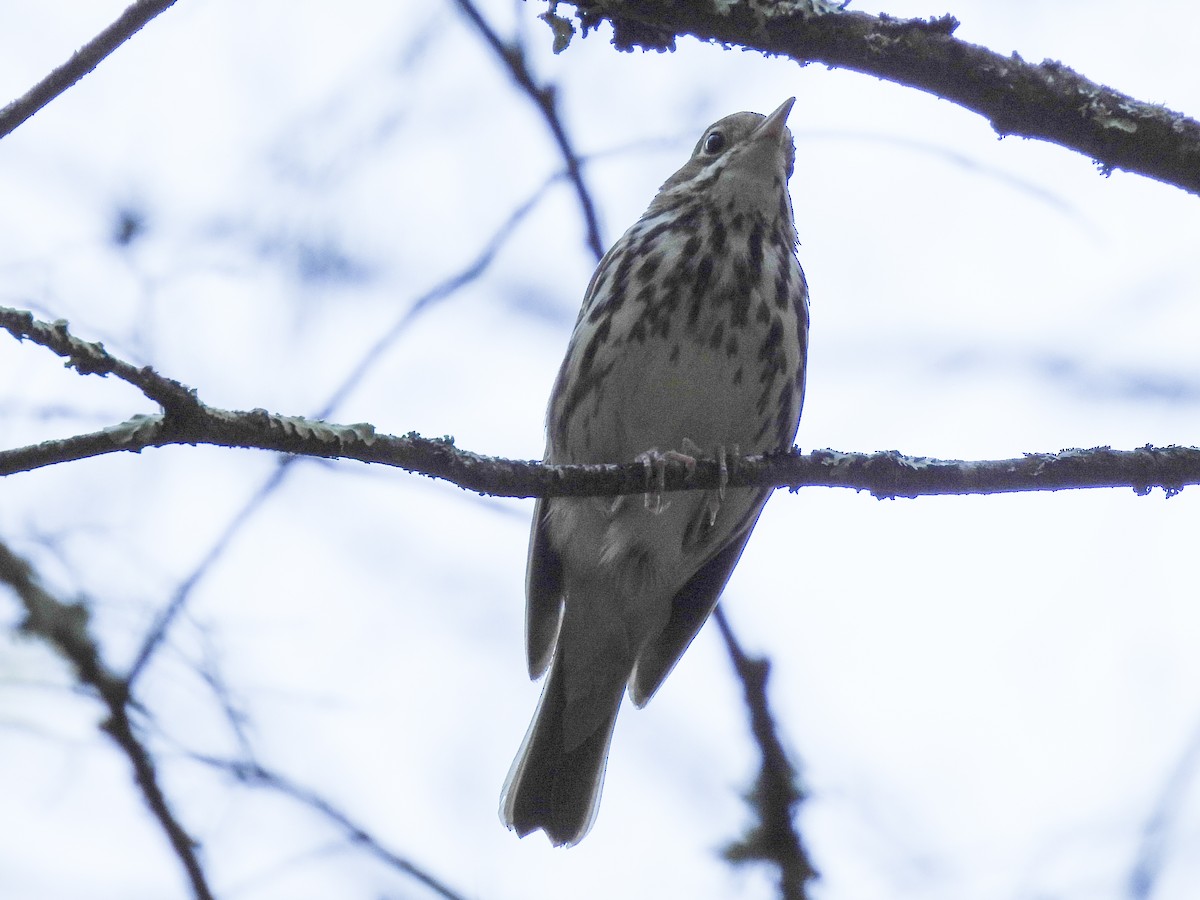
{"left": 702, "top": 131, "right": 725, "bottom": 154}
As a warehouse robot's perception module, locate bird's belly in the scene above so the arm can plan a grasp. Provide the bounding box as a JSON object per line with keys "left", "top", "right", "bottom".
{"left": 573, "top": 301, "right": 798, "bottom": 464}
{"left": 612, "top": 341, "right": 753, "bottom": 454}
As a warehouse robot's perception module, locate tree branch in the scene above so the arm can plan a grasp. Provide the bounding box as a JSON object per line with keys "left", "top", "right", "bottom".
{"left": 1128, "top": 717, "right": 1200, "bottom": 899}
{"left": 4, "top": 306, "right": 1198, "bottom": 498}
{"left": 556, "top": 1, "right": 1200, "bottom": 196}
{"left": 713, "top": 607, "right": 815, "bottom": 899}
{"left": 124, "top": 175, "right": 559, "bottom": 687}
{"left": 0, "top": 542, "right": 214, "bottom": 900}
{"left": 192, "top": 754, "right": 469, "bottom": 900}
{"left": 1, "top": 307, "right": 200, "bottom": 415}
{"left": 0, "top": 0, "right": 180, "bottom": 140}
{"left": 452, "top": 0, "right": 606, "bottom": 260}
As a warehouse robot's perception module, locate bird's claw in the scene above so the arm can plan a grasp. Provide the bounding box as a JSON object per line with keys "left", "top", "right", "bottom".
{"left": 636, "top": 448, "right": 696, "bottom": 514}
{"left": 717, "top": 445, "right": 731, "bottom": 502}
{"left": 684, "top": 441, "right": 733, "bottom": 528}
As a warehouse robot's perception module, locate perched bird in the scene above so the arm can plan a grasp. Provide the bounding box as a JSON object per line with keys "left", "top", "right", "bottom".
{"left": 500, "top": 99, "right": 810, "bottom": 846}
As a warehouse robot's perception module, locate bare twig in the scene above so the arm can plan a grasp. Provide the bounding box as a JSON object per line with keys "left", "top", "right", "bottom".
{"left": 194, "top": 630, "right": 256, "bottom": 761}
{"left": 453, "top": 0, "right": 606, "bottom": 260}
{"left": 1128, "top": 718, "right": 1200, "bottom": 899}
{"left": 192, "top": 754, "right": 469, "bottom": 900}
{"left": 125, "top": 176, "right": 557, "bottom": 687}
{"left": 126, "top": 461, "right": 292, "bottom": 688}
{"left": 0, "top": 542, "right": 213, "bottom": 900}
{"left": 0, "top": 0, "right": 180, "bottom": 140}
{"left": 713, "top": 607, "right": 814, "bottom": 899}
{"left": 559, "top": 1, "right": 1200, "bottom": 196}
{"left": 315, "top": 171, "right": 561, "bottom": 419}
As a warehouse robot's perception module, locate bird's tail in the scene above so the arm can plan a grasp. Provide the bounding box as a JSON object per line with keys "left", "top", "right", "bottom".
{"left": 499, "top": 649, "right": 624, "bottom": 847}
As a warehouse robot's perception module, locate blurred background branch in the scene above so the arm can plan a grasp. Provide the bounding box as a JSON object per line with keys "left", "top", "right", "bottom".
{"left": 452, "top": 0, "right": 606, "bottom": 260}
{"left": 0, "top": 541, "right": 214, "bottom": 900}
{"left": 715, "top": 607, "right": 815, "bottom": 900}
{"left": 191, "top": 754, "right": 470, "bottom": 900}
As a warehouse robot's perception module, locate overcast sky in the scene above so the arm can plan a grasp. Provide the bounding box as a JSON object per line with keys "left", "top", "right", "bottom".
{"left": 2, "top": 2, "right": 1199, "bottom": 899}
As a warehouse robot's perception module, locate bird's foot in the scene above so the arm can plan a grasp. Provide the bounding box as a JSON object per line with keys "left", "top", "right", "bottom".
{"left": 636, "top": 448, "right": 696, "bottom": 514}
{"left": 682, "top": 440, "right": 734, "bottom": 527}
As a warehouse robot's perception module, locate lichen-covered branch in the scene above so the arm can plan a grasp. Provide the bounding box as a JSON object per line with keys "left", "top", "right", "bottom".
{"left": 556, "top": 0, "right": 1200, "bottom": 196}
{"left": 1, "top": 306, "right": 200, "bottom": 417}
{"left": 3, "top": 306, "right": 1198, "bottom": 498}
{"left": 5, "top": 411, "right": 1199, "bottom": 499}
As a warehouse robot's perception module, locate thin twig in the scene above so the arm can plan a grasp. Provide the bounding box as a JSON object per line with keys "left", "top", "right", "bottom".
{"left": 1128, "top": 718, "right": 1200, "bottom": 899}
{"left": 0, "top": 0, "right": 179, "bottom": 140}
{"left": 453, "top": 0, "right": 605, "bottom": 259}
{"left": 713, "top": 606, "right": 814, "bottom": 899}
{"left": 192, "top": 754, "right": 469, "bottom": 900}
{"left": 194, "top": 629, "right": 256, "bottom": 761}
{"left": 124, "top": 176, "right": 557, "bottom": 687}
{"left": 315, "top": 171, "right": 561, "bottom": 419}
{"left": 0, "top": 542, "right": 213, "bottom": 900}
{"left": 126, "top": 461, "right": 292, "bottom": 688}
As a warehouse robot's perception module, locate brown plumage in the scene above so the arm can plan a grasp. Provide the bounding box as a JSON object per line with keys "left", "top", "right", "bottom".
{"left": 501, "top": 99, "right": 810, "bottom": 846}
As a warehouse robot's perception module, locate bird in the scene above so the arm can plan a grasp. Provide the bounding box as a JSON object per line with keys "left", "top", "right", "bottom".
{"left": 500, "top": 98, "right": 809, "bottom": 847}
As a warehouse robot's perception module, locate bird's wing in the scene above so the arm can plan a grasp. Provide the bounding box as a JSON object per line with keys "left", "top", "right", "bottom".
{"left": 525, "top": 497, "right": 565, "bottom": 678}
{"left": 628, "top": 492, "right": 770, "bottom": 706}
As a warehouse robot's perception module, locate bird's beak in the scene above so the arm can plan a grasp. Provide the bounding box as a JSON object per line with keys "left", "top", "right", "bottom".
{"left": 757, "top": 97, "right": 796, "bottom": 141}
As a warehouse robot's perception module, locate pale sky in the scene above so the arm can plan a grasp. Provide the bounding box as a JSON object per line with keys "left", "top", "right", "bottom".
{"left": 1, "top": 2, "right": 1199, "bottom": 899}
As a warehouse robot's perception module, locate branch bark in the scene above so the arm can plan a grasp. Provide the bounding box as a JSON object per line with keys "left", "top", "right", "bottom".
{"left": 4, "top": 409, "right": 1199, "bottom": 499}
{"left": 0, "top": 0, "right": 179, "bottom": 140}
{"left": 556, "top": 0, "right": 1200, "bottom": 196}
{"left": 4, "top": 305, "right": 1198, "bottom": 499}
